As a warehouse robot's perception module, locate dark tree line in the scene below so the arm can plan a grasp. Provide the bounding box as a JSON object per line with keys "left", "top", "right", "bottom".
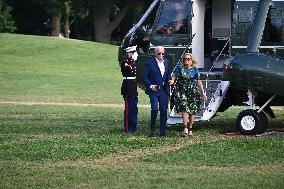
{"left": 0, "top": 0, "right": 16, "bottom": 32}
{"left": 1, "top": 0, "right": 151, "bottom": 44}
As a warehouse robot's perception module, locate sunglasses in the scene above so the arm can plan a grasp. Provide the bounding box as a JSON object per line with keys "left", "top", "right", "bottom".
{"left": 157, "top": 52, "right": 165, "bottom": 55}
{"left": 184, "top": 58, "right": 191, "bottom": 61}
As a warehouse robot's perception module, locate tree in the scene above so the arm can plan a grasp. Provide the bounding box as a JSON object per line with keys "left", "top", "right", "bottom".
{"left": 5, "top": 0, "right": 148, "bottom": 43}
{"left": 44, "top": 0, "right": 65, "bottom": 36}
{"left": 0, "top": 0, "right": 16, "bottom": 32}
{"left": 6, "top": 0, "right": 90, "bottom": 38}
{"left": 46, "top": 0, "right": 89, "bottom": 38}
{"left": 89, "top": 0, "right": 143, "bottom": 43}
{"left": 64, "top": 0, "right": 89, "bottom": 38}
{"left": 64, "top": 1, "right": 70, "bottom": 38}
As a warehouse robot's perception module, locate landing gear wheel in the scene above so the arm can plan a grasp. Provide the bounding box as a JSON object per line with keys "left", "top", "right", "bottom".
{"left": 236, "top": 110, "right": 266, "bottom": 135}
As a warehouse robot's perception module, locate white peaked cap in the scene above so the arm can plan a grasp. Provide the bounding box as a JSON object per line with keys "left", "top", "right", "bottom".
{"left": 125, "top": 45, "right": 137, "bottom": 52}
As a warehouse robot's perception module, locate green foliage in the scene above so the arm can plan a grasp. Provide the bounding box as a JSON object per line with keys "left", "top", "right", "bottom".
{"left": 5, "top": 0, "right": 145, "bottom": 42}
{"left": 45, "top": 0, "right": 89, "bottom": 18}
{"left": 70, "top": 0, "right": 89, "bottom": 19}
{"left": 44, "top": 0, "right": 66, "bottom": 16}
{"left": 0, "top": 3, "right": 16, "bottom": 32}
{"left": 89, "top": 0, "right": 116, "bottom": 7}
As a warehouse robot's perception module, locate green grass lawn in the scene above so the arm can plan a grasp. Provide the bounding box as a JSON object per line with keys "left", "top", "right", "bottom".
{"left": 0, "top": 34, "right": 283, "bottom": 188}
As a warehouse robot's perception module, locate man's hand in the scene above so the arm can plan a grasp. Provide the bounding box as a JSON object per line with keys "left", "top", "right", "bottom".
{"left": 150, "top": 85, "right": 158, "bottom": 91}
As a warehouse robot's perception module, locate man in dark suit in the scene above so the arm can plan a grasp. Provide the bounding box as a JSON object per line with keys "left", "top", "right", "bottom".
{"left": 143, "top": 46, "right": 171, "bottom": 137}
{"left": 121, "top": 45, "right": 139, "bottom": 134}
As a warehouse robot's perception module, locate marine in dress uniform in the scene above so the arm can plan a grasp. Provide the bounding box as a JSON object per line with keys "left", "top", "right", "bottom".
{"left": 121, "top": 45, "right": 138, "bottom": 133}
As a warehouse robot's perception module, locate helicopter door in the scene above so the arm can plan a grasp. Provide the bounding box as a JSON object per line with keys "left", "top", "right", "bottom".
{"left": 211, "top": 0, "right": 231, "bottom": 69}
{"left": 192, "top": 0, "right": 231, "bottom": 70}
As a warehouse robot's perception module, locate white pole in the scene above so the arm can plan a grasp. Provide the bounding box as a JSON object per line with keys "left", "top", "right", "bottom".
{"left": 192, "top": 0, "right": 205, "bottom": 68}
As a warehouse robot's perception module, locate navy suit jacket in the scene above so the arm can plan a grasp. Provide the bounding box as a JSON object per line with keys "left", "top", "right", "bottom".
{"left": 143, "top": 57, "right": 171, "bottom": 96}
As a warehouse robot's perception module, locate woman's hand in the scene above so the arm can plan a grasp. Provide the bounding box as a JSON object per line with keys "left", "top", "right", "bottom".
{"left": 168, "top": 76, "right": 176, "bottom": 86}
{"left": 168, "top": 79, "right": 175, "bottom": 86}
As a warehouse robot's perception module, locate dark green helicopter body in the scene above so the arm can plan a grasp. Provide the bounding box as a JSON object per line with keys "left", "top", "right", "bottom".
{"left": 119, "top": 0, "right": 284, "bottom": 134}
{"left": 224, "top": 53, "right": 284, "bottom": 97}
{"left": 223, "top": 0, "right": 284, "bottom": 134}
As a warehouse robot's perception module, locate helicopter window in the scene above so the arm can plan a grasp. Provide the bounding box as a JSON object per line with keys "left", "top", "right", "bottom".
{"left": 232, "top": 2, "right": 258, "bottom": 47}
{"left": 263, "top": 7, "right": 283, "bottom": 43}
{"left": 156, "top": 0, "right": 189, "bottom": 35}
{"left": 235, "top": 7, "right": 256, "bottom": 23}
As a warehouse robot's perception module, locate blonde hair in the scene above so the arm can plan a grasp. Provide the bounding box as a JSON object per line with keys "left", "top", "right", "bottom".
{"left": 183, "top": 53, "right": 197, "bottom": 67}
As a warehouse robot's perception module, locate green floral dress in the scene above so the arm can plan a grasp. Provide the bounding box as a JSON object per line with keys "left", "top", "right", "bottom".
{"left": 170, "top": 66, "right": 201, "bottom": 114}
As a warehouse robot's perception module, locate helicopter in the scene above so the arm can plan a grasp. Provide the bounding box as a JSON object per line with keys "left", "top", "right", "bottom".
{"left": 118, "top": 0, "right": 284, "bottom": 134}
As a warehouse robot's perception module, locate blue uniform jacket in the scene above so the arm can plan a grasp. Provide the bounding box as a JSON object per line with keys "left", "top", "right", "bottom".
{"left": 143, "top": 57, "right": 171, "bottom": 96}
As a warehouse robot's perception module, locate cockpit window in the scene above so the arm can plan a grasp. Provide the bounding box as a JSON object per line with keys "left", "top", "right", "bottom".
{"left": 156, "top": 0, "right": 189, "bottom": 35}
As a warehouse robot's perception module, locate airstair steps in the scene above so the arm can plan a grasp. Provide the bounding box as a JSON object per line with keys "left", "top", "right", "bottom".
{"left": 167, "top": 80, "right": 230, "bottom": 125}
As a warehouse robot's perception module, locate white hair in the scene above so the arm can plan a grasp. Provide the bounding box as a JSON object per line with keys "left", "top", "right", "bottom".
{"left": 155, "top": 46, "right": 164, "bottom": 53}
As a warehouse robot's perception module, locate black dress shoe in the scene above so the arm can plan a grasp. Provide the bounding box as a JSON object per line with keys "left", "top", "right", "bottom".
{"left": 149, "top": 132, "right": 155, "bottom": 137}
{"left": 128, "top": 131, "right": 136, "bottom": 135}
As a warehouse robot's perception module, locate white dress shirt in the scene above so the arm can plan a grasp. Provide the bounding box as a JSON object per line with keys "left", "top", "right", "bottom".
{"left": 156, "top": 58, "right": 165, "bottom": 77}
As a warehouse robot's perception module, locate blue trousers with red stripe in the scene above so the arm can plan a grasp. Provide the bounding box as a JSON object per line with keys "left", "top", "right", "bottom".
{"left": 124, "top": 96, "right": 138, "bottom": 133}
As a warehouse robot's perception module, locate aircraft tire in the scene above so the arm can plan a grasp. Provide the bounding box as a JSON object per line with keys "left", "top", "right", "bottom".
{"left": 236, "top": 109, "right": 265, "bottom": 135}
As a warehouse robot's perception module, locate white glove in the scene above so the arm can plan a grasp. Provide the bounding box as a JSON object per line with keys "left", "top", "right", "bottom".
{"left": 132, "top": 52, "right": 138, "bottom": 61}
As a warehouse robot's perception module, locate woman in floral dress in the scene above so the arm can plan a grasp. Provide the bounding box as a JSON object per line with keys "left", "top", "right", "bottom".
{"left": 168, "top": 53, "right": 207, "bottom": 137}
